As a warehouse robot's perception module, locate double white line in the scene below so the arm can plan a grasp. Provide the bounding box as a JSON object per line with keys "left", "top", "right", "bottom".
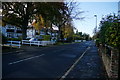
{"left": 60, "top": 46, "right": 91, "bottom": 80}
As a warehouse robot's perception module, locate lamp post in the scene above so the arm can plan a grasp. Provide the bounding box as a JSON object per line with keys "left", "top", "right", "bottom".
{"left": 94, "top": 15, "right": 97, "bottom": 33}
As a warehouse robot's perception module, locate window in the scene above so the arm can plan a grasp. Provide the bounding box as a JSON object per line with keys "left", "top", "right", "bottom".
{"left": 7, "top": 33, "right": 12, "bottom": 38}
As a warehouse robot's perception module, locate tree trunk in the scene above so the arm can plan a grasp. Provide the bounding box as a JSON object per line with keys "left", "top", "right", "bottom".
{"left": 58, "top": 25, "right": 64, "bottom": 41}
{"left": 58, "top": 25, "right": 61, "bottom": 41}
{"left": 22, "top": 26, "right": 27, "bottom": 39}
{"left": 22, "top": 3, "right": 30, "bottom": 39}
{"left": 22, "top": 13, "right": 29, "bottom": 39}
{"left": 22, "top": 21, "right": 28, "bottom": 39}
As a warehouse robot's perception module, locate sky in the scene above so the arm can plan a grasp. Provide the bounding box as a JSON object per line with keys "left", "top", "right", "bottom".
{"left": 72, "top": 2, "right": 118, "bottom": 37}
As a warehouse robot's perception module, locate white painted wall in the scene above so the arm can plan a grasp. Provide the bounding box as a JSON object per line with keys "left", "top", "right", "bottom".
{"left": 27, "top": 28, "right": 36, "bottom": 38}
{"left": 0, "top": 26, "right": 6, "bottom": 36}
{"left": 1, "top": 25, "right": 22, "bottom": 38}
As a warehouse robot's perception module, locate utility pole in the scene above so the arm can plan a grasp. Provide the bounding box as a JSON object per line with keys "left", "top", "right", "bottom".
{"left": 94, "top": 15, "right": 97, "bottom": 34}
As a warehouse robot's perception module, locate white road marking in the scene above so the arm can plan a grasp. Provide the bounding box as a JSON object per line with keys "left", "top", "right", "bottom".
{"left": 60, "top": 47, "right": 91, "bottom": 80}
{"left": 8, "top": 54, "right": 45, "bottom": 65}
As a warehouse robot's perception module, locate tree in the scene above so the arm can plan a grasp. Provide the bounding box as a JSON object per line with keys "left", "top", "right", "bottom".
{"left": 73, "top": 31, "right": 90, "bottom": 41}
{"left": 2, "top": 2, "right": 68, "bottom": 39}
{"left": 82, "top": 33, "right": 90, "bottom": 40}
{"left": 49, "top": 1, "right": 84, "bottom": 41}
{"left": 0, "top": 32, "right": 7, "bottom": 44}
{"left": 2, "top": 2, "right": 83, "bottom": 40}
{"left": 2, "top": 2, "right": 36, "bottom": 39}
{"left": 32, "top": 14, "right": 44, "bottom": 34}
{"left": 62, "top": 22, "right": 74, "bottom": 42}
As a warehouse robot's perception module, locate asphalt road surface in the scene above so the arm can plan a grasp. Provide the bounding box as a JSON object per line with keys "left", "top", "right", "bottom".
{"left": 2, "top": 41, "right": 107, "bottom": 80}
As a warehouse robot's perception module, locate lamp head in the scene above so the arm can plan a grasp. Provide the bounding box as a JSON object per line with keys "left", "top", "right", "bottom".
{"left": 94, "top": 15, "right": 97, "bottom": 17}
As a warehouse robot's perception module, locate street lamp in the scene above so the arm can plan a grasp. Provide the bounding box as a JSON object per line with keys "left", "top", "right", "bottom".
{"left": 94, "top": 15, "right": 97, "bottom": 33}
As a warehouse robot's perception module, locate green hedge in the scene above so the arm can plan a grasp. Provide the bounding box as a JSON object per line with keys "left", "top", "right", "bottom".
{"left": 97, "top": 14, "right": 120, "bottom": 49}
{"left": 1, "top": 33, "right": 8, "bottom": 44}
{"left": 8, "top": 38, "right": 22, "bottom": 41}
{"left": 42, "top": 35, "right": 51, "bottom": 41}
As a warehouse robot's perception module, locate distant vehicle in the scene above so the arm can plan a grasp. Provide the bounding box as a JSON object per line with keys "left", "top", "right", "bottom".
{"left": 82, "top": 40, "right": 86, "bottom": 42}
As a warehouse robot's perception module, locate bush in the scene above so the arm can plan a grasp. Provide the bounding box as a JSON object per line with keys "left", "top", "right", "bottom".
{"left": 66, "top": 37, "right": 73, "bottom": 42}
{"left": 98, "top": 14, "right": 120, "bottom": 49}
{"left": 8, "top": 38, "right": 22, "bottom": 41}
{"left": 95, "top": 38, "right": 100, "bottom": 47}
{"left": 42, "top": 35, "right": 51, "bottom": 41}
{"left": 1, "top": 33, "right": 8, "bottom": 44}
{"left": 73, "top": 34, "right": 81, "bottom": 40}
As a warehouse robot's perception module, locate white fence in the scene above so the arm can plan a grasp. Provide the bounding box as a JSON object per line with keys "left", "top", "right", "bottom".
{"left": 4, "top": 41, "right": 21, "bottom": 48}
{"left": 3, "top": 40, "right": 55, "bottom": 48}
{"left": 75, "top": 40, "right": 86, "bottom": 42}
{"left": 22, "top": 40, "right": 55, "bottom": 47}
{"left": 75, "top": 40, "right": 82, "bottom": 42}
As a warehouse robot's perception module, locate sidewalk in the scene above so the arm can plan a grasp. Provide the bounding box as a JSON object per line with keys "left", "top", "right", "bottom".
{"left": 66, "top": 45, "right": 108, "bottom": 79}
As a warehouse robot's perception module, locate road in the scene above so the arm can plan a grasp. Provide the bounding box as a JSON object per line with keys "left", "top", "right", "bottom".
{"left": 2, "top": 41, "right": 107, "bottom": 79}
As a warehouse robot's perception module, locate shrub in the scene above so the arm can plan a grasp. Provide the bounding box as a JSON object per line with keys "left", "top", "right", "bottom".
{"left": 1, "top": 33, "right": 8, "bottom": 44}
{"left": 42, "top": 35, "right": 51, "bottom": 41}
{"left": 98, "top": 14, "right": 120, "bottom": 49}
{"left": 8, "top": 38, "right": 22, "bottom": 41}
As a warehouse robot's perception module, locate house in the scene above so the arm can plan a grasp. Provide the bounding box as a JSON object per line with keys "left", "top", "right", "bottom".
{"left": 27, "top": 24, "right": 58, "bottom": 41}
{"left": 27, "top": 25, "right": 46, "bottom": 39}
{"left": 27, "top": 25, "right": 36, "bottom": 38}
{"left": 0, "top": 24, "right": 22, "bottom": 38}
{"left": 0, "top": 14, "right": 58, "bottom": 40}
{"left": 50, "top": 29, "right": 58, "bottom": 41}
{"left": 5, "top": 25, "right": 22, "bottom": 38}
{"left": 0, "top": 15, "right": 22, "bottom": 38}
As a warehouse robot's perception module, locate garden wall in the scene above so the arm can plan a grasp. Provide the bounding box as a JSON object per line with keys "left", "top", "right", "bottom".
{"left": 98, "top": 44, "right": 119, "bottom": 79}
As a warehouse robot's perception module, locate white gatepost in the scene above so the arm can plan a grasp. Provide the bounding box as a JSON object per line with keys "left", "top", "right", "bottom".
{"left": 30, "top": 41, "right": 31, "bottom": 46}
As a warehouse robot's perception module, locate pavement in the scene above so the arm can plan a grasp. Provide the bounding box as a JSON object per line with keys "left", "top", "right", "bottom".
{"left": 2, "top": 41, "right": 108, "bottom": 80}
